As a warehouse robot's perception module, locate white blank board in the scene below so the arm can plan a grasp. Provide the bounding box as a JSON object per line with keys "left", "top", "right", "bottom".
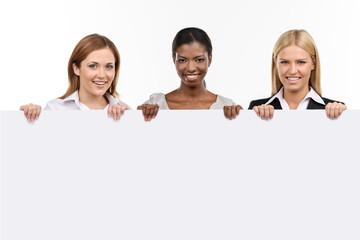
{"left": 1, "top": 110, "right": 359, "bottom": 240}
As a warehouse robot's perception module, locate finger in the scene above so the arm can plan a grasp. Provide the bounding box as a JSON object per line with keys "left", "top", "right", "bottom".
{"left": 148, "top": 106, "right": 155, "bottom": 119}
{"left": 339, "top": 104, "right": 347, "bottom": 116}
{"left": 27, "top": 107, "right": 34, "bottom": 121}
{"left": 145, "top": 106, "right": 152, "bottom": 121}
{"left": 264, "top": 106, "right": 270, "bottom": 120}
{"left": 153, "top": 105, "right": 159, "bottom": 119}
{"left": 225, "top": 106, "right": 232, "bottom": 119}
{"left": 116, "top": 106, "right": 121, "bottom": 120}
{"left": 327, "top": 104, "right": 336, "bottom": 120}
{"left": 231, "top": 106, "right": 236, "bottom": 119}
{"left": 253, "top": 106, "right": 259, "bottom": 116}
{"left": 30, "top": 107, "right": 38, "bottom": 121}
{"left": 334, "top": 105, "right": 341, "bottom": 119}
{"left": 35, "top": 106, "right": 42, "bottom": 120}
{"left": 21, "top": 106, "right": 29, "bottom": 117}
{"left": 259, "top": 105, "right": 265, "bottom": 119}
{"left": 269, "top": 106, "right": 274, "bottom": 119}
{"left": 223, "top": 106, "right": 229, "bottom": 119}
{"left": 112, "top": 106, "right": 118, "bottom": 120}
{"left": 236, "top": 105, "right": 242, "bottom": 115}
{"left": 108, "top": 105, "right": 113, "bottom": 117}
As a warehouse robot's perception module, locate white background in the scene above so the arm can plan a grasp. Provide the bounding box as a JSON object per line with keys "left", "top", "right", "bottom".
{"left": 0, "top": 0, "right": 359, "bottom": 110}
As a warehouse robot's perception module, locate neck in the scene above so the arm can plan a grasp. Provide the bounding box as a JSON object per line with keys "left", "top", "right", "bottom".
{"left": 283, "top": 87, "right": 310, "bottom": 109}
{"left": 78, "top": 89, "right": 109, "bottom": 109}
{"left": 177, "top": 81, "right": 207, "bottom": 99}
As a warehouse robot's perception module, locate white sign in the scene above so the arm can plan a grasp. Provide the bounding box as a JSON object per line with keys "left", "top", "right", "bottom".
{"left": 1, "top": 110, "right": 360, "bottom": 240}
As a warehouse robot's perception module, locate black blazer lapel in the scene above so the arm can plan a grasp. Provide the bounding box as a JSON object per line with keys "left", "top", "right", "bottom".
{"left": 268, "top": 98, "right": 282, "bottom": 109}
{"left": 307, "top": 98, "right": 326, "bottom": 109}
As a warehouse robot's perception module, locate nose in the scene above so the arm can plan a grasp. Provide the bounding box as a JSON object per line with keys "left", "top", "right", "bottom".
{"left": 186, "top": 60, "right": 196, "bottom": 72}
{"left": 97, "top": 66, "right": 105, "bottom": 78}
{"left": 289, "top": 63, "right": 297, "bottom": 74}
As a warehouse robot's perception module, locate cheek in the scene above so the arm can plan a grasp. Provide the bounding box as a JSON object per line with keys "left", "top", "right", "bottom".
{"left": 277, "top": 65, "right": 287, "bottom": 77}
{"left": 106, "top": 70, "right": 116, "bottom": 80}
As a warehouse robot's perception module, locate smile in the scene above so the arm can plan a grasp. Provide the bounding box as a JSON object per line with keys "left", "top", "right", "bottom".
{"left": 93, "top": 81, "right": 107, "bottom": 86}
{"left": 286, "top": 77, "right": 301, "bottom": 82}
{"left": 185, "top": 74, "right": 201, "bottom": 81}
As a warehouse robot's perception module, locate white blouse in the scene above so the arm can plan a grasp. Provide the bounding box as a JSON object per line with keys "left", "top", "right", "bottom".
{"left": 142, "top": 93, "right": 236, "bottom": 109}
{"left": 44, "top": 91, "right": 129, "bottom": 110}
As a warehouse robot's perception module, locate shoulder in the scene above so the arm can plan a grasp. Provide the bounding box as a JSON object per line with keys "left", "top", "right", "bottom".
{"left": 210, "top": 95, "right": 236, "bottom": 109}
{"left": 142, "top": 93, "right": 168, "bottom": 109}
{"left": 321, "top": 97, "right": 345, "bottom": 105}
{"left": 248, "top": 98, "right": 272, "bottom": 110}
{"left": 44, "top": 98, "right": 78, "bottom": 110}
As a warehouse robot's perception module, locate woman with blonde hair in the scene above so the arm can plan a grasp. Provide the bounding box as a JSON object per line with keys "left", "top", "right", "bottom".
{"left": 21, "top": 34, "right": 129, "bottom": 121}
{"left": 248, "top": 29, "right": 346, "bottom": 120}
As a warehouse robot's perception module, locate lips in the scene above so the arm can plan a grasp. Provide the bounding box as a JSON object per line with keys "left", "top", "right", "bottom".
{"left": 93, "top": 81, "right": 107, "bottom": 86}
{"left": 286, "top": 77, "right": 301, "bottom": 83}
{"left": 184, "top": 74, "right": 201, "bottom": 81}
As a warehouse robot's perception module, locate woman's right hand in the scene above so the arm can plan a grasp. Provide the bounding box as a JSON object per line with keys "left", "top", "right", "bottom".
{"left": 253, "top": 104, "right": 274, "bottom": 120}
{"left": 20, "top": 104, "right": 42, "bottom": 122}
{"left": 137, "top": 104, "right": 159, "bottom": 121}
{"left": 224, "top": 105, "right": 243, "bottom": 120}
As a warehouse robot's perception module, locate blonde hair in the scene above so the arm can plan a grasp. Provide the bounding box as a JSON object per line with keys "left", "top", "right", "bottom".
{"left": 60, "top": 34, "right": 120, "bottom": 99}
{"left": 271, "top": 29, "right": 321, "bottom": 96}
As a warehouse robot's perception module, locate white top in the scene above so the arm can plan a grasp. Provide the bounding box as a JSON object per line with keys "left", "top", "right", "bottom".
{"left": 44, "top": 91, "right": 128, "bottom": 110}
{"left": 143, "top": 92, "right": 236, "bottom": 109}
{"left": 265, "top": 87, "right": 325, "bottom": 110}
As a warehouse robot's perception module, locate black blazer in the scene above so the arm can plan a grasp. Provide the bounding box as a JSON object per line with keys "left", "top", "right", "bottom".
{"left": 248, "top": 97, "right": 343, "bottom": 110}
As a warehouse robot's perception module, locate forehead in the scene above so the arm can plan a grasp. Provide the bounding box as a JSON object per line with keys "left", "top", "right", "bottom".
{"left": 277, "top": 44, "right": 311, "bottom": 59}
{"left": 176, "top": 42, "right": 208, "bottom": 56}
{"left": 84, "top": 48, "right": 115, "bottom": 63}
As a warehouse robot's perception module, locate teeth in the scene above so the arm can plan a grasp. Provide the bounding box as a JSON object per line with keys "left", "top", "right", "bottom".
{"left": 94, "top": 81, "right": 106, "bottom": 85}
{"left": 186, "top": 75, "right": 199, "bottom": 80}
{"left": 288, "top": 77, "right": 300, "bottom": 81}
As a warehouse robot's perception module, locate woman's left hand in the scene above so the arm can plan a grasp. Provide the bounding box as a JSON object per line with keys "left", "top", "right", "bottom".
{"left": 325, "top": 102, "right": 347, "bottom": 119}
{"left": 108, "top": 104, "right": 130, "bottom": 121}
{"left": 223, "top": 105, "right": 243, "bottom": 120}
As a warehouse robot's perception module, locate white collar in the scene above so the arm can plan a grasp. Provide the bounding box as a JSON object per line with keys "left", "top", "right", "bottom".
{"left": 63, "top": 90, "right": 119, "bottom": 109}
{"left": 265, "top": 87, "right": 325, "bottom": 108}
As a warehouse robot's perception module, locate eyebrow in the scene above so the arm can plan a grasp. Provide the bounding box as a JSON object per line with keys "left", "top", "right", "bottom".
{"left": 88, "top": 61, "right": 114, "bottom": 64}
{"left": 177, "top": 55, "right": 206, "bottom": 59}
{"left": 278, "top": 58, "right": 308, "bottom": 61}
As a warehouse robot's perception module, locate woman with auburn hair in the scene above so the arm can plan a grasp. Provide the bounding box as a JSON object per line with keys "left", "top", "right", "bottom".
{"left": 248, "top": 29, "right": 346, "bottom": 120}
{"left": 20, "top": 34, "right": 129, "bottom": 121}
{"left": 137, "top": 27, "right": 242, "bottom": 121}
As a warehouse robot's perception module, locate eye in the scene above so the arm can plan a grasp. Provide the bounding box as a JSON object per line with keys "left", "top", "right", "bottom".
{"left": 280, "top": 60, "right": 288, "bottom": 64}
{"left": 106, "top": 65, "right": 114, "bottom": 69}
{"left": 89, "top": 64, "right": 97, "bottom": 69}
{"left": 298, "top": 60, "right": 306, "bottom": 64}
{"left": 177, "top": 59, "right": 186, "bottom": 63}
{"left": 196, "top": 58, "right": 205, "bottom": 63}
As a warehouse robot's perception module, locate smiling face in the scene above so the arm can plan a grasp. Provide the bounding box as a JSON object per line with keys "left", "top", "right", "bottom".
{"left": 173, "top": 42, "right": 212, "bottom": 88}
{"left": 73, "top": 47, "right": 115, "bottom": 100}
{"left": 276, "top": 44, "right": 315, "bottom": 96}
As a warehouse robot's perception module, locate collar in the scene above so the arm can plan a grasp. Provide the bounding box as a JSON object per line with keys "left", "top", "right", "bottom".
{"left": 265, "top": 87, "right": 325, "bottom": 108}
{"left": 63, "top": 90, "right": 120, "bottom": 108}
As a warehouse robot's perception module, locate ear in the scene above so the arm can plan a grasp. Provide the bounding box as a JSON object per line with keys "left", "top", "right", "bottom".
{"left": 208, "top": 54, "right": 212, "bottom": 67}
{"left": 73, "top": 63, "right": 80, "bottom": 76}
